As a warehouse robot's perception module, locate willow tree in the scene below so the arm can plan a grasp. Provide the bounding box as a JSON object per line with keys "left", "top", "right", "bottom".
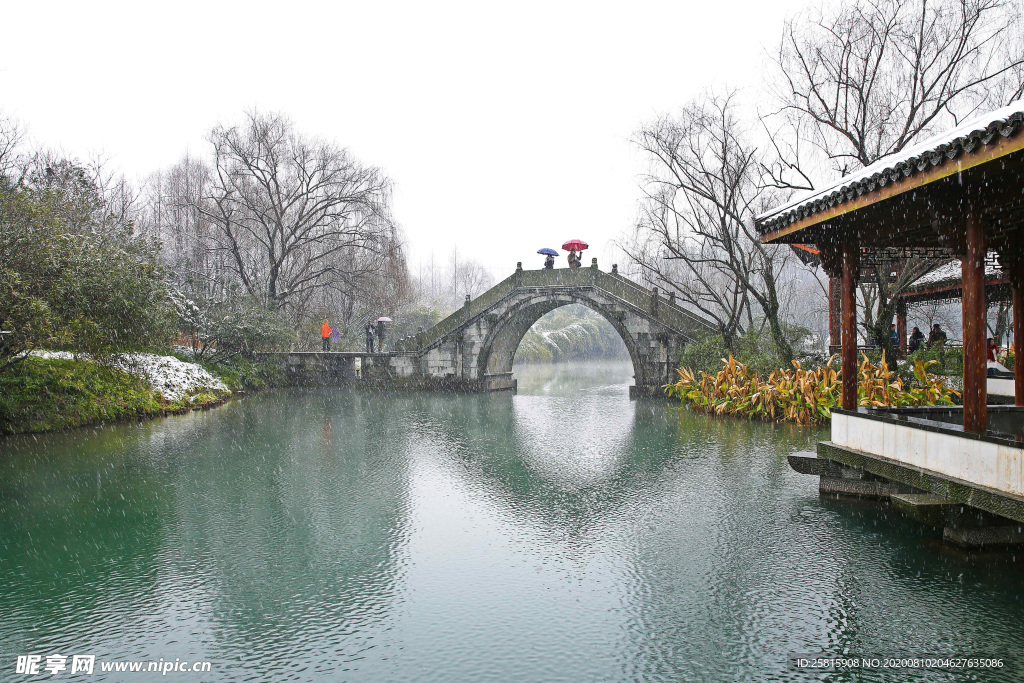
{"left": 624, "top": 92, "right": 796, "bottom": 363}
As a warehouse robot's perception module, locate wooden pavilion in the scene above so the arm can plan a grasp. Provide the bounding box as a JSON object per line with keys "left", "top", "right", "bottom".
{"left": 898, "top": 261, "right": 1011, "bottom": 310}
{"left": 757, "top": 102, "right": 1024, "bottom": 542}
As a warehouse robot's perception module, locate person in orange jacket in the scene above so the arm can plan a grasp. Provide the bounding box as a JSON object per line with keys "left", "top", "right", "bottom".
{"left": 321, "top": 319, "right": 333, "bottom": 352}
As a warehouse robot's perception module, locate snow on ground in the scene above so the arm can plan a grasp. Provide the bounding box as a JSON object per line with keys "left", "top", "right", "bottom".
{"left": 115, "top": 354, "right": 229, "bottom": 402}
{"left": 28, "top": 350, "right": 78, "bottom": 360}
{"left": 29, "top": 351, "right": 229, "bottom": 403}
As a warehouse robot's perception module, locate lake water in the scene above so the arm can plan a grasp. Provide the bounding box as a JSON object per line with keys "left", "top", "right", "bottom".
{"left": 2, "top": 360, "right": 1023, "bottom": 681}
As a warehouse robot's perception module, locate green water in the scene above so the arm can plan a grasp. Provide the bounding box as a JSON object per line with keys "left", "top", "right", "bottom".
{"left": 2, "top": 360, "right": 1023, "bottom": 682}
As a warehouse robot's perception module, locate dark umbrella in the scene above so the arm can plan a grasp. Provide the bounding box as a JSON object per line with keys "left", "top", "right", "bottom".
{"left": 537, "top": 248, "right": 559, "bottom": 256}
{"left": 562, "top": 239, "right": 588, "bottom": 251}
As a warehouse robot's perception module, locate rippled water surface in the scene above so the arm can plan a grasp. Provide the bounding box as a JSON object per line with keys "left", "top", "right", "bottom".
{"left": 2, "top": 360, "right": 1023, "bottom": 681}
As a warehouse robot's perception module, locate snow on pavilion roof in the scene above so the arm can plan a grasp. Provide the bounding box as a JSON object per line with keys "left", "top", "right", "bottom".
{"left": 899, "top": 259, "right": 1014, "bottom": 304}
{"left": 911, "top": 260, "right": 1002, "bottom": 288}
{"left": 756, "top": 100, "right": 1024, "bottom": 236}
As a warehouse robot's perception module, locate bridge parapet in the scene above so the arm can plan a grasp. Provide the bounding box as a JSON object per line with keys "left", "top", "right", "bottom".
{"left": 396, "top": 266, "right": 714, "bottom": 353}
{"left": 396, "top": 271, "right": 519, "bottom": 352}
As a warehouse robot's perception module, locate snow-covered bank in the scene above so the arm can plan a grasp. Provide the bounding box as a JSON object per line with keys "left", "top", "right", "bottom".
{"left": 2, "top": 350, "right": 281, "bottom": 435}
{"left": 115, "top": 354, "right": 230, "bottom": 402}
{"left": 28, "top": 351, "right": 229, "bottom": 403}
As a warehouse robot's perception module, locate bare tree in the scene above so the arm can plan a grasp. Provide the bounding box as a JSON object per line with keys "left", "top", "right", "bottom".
{"left": 199, "top": 111, "right": 399, "bottom": 313}
{"left": 135, "top": 112, "right": 409, "bottom": 350}
{"left": 766, "top": 0, "right": 1024, "bottom": 359}
{"left": 140, "top": 155, "right": 247, "bottom": 354}
{"left": 0, "top": 113, "right": 25, "bottom": 178}
{"left": 624, "top": 92, "right": 797, "bottom": 362}
{"left": 451, "top": 249, "right": 494, "bottom": 302}
{"left": 141, "top": 154, "right": 224, "bottom": 296}
{"left": 858, "top": 257, "right": 942, "bottom": 358}
{"left": 770, "top": 0, "right": 1024, "bottom": 178}
{"left": 626, "top": 188, "right": 750, "bottom": 348}
{"left": 914, "top": 299, "right": 962, "bottom": 336}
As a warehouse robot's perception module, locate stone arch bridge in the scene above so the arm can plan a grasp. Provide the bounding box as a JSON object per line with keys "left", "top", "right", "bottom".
{"left": 273, "top": 262, "right": 716, "bottom": 397}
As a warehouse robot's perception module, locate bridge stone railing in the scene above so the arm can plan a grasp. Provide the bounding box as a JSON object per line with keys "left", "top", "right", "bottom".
{"left": 396, "top": 265, "right": 714, "bottom": 352}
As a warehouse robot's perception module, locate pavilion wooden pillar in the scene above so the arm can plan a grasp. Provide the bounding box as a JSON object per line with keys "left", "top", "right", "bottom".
{"left": 828, "top": 277, "right": 841, "bottom": 351}
{"left": 1015, "top": 283, "right": 1023, "bottom": 407}
{"left": 841, "top": 239, "right": 859, "bottom": 411}
{"left": 961, "top": 213, "right": 987, "bottom": 432}
{"left": 896, "top": 298, "right": 908, "bottom": 357}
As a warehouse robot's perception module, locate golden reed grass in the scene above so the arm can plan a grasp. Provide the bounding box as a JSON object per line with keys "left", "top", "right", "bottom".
{"left": 666, "top": 354, "right": 958, "bottom": 425}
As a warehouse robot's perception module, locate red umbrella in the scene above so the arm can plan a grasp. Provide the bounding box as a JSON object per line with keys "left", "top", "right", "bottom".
{"left": 562, "top": 239, "right": 588, "bottom": 251}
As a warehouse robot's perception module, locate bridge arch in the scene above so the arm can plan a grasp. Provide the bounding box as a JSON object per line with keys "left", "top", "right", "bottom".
{"left": 476, "top": 291, "right": 647, "bottom": 388}
{"left": 376, "top": 267, "right": 717, "bottom": 396}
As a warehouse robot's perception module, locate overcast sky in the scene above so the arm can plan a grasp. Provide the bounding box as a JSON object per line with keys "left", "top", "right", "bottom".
{"left": 1, "top": 0, "right": 809, "bottom": 282}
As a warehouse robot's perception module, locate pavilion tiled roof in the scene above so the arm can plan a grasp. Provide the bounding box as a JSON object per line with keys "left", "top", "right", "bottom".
{"left": 909, "top": 260, "right": 1002, "bottom": 289}
{"left": 898, "top": 259, "right": 1005, "bottom": 294}
{"left": 755, "top": 100, "right": 1024, "bottom": 235}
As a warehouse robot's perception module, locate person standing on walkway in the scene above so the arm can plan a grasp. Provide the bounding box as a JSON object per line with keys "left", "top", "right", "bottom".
{"left": 908, "top": 327, "right": 925, "bottom": 353}
{"left": 321, "top": 319, "right": 333, "bottom": 352}
{"left": 376, "top": 319, "right": 386, "bottom": 352}
{"left": 365, "top": 321, "right": 375, "bottom": 353}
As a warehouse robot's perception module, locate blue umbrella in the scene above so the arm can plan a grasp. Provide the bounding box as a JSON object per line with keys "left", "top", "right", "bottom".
{"left": 537, "top": 248, "right": 559, "bottom": 256}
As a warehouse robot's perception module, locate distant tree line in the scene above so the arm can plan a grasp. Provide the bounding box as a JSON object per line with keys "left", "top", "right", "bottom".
{"left": 411, "top": 248, "right": 495, "bottom": 310}
{"left": 0, "top": 110, "right": 413, "bottom": 368}
{"left": 389, "top": 248, "right": 497, "bottom": 344}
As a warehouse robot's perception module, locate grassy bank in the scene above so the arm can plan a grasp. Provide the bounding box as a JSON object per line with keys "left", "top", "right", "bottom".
{"left": 1, "top": 357, "right": 165, "bottom": 435}
{"left": 174, "top": 354, "right": 287, "bottom": 394}
{"left": 0, "top": 355, "right": 284, "bottom": 436}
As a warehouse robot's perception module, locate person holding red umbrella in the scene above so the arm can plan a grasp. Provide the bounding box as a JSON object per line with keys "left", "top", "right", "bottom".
{"left": 563, "top": 239, "right": 588, "bottom": 269}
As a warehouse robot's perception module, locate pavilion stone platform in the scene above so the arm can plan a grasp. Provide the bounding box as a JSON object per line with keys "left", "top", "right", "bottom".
{"left": 792, "top": 406, "right": 1024, "bottom": 547}
{"left": 989, "top": 371, "right": 1016, "bottom": 403}
{"left": 757, "top": 100, "right": 1024, "bottom": 548}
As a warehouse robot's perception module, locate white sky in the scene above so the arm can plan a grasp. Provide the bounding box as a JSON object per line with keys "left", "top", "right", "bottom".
{"left": 1, "top": 0, "right": 808, "bottom": 282}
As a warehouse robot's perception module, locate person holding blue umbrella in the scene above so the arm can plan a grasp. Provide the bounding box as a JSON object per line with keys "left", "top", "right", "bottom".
{"left": 537, "top": 248, "right": 558, "bottom": 269}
